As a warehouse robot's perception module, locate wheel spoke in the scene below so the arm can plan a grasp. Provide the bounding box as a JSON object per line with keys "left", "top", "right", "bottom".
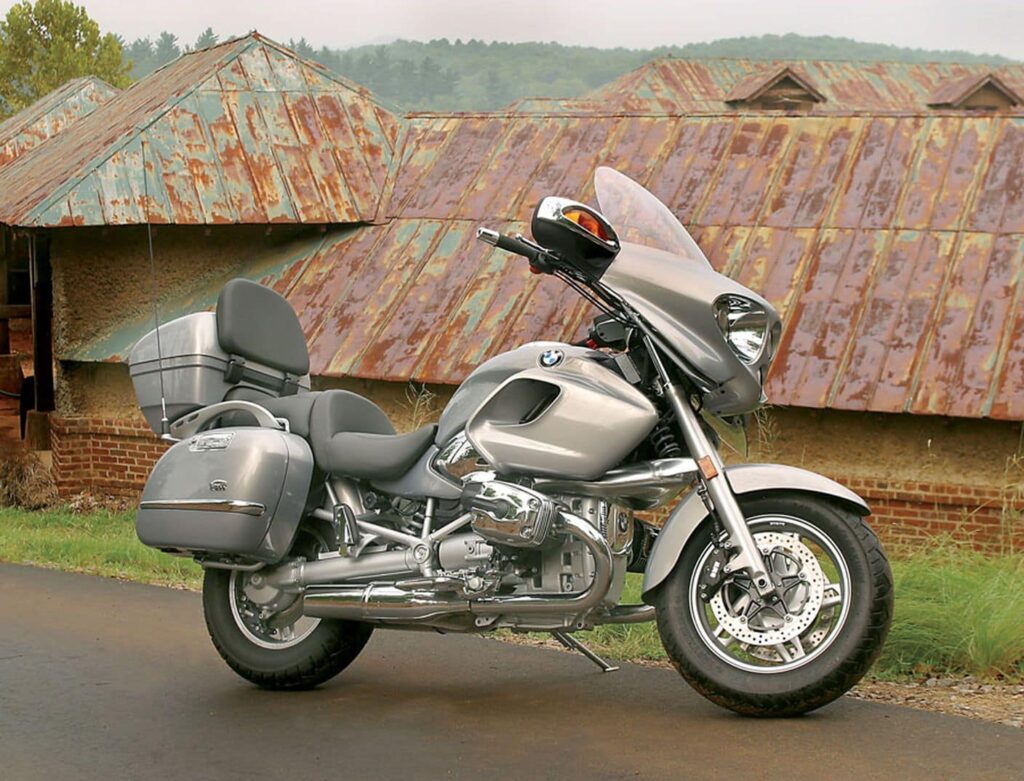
{"left": 714, "top": 623, "right": 736, "bottom": 648}
{"left": 821, "top": 583, "right": 842, "bottom": 609}
{"left": 790, "top": 634, "right": 806, "bottom": 658}
{"left": 774, "top": 635, "right": 806, "bottom": 663}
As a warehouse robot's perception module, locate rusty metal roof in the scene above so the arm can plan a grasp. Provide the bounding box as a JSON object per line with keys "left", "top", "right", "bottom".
{"left": 0, "top": 76, "right": 118, "bottom": 171}
{"left": 71, "top": 106, "right": 1024, "bottom": 421}
{"left": 0, "top": 33, "right": 400, "bottom": 227}
{"left": 927, "top": 72, "right": 1023, "bottom": 107}
{"left": 583, "top": 58, "right": 1024, "bottom": 114}
{"left": 724, "top": 65, "right": 826, "bottom": 104}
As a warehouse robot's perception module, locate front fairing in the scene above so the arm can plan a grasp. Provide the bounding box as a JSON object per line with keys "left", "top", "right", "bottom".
{"left": 602, "top": 241, "right": 779, "bottom": 416}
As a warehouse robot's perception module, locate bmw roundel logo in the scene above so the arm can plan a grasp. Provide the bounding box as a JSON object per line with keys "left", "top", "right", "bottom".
{"left": 539, "top": 349, "right": 564, "bottom": 368}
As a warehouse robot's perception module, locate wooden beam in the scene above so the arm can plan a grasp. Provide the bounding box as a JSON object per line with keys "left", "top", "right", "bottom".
{"left": 0, "top": 304, "right": 32, "bottom": 318}
{"left": 30, "top": 234, "right": 54, "bottom": 412}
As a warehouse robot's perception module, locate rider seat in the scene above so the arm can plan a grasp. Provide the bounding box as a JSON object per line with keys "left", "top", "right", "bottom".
{"left": 309, "top": 391, "right": 436, "bottom": 480}
{"left": 215, "top": 279, "right": 436, "bottom": 480}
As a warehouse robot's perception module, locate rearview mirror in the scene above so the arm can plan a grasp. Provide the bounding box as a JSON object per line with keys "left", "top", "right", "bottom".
{"left": 531, "top": 197, "right": 620, "bottom": 280}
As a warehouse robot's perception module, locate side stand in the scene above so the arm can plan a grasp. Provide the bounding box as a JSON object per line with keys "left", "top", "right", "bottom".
{"left": 551, "top": 631, "right": 620, "bottom": 673}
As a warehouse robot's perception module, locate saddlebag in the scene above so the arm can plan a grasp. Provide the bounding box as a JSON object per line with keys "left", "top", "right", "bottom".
{"left": 136, "top": 427, "right": 314, "bottom": 563}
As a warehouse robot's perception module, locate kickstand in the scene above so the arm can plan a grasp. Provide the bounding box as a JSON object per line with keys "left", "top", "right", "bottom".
{"left": 551, "top": 631, "right": 620, "bottom": 673}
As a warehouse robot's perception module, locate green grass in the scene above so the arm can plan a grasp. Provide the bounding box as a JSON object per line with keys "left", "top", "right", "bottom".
{"left": 874, "top": 540, "right": 1024, "bottom": 680}
{"left": 0, "top": 506, "right": 201, "bottom": 589}
{"left": 1, "top": 507, "right": 1021, "bottom": 679}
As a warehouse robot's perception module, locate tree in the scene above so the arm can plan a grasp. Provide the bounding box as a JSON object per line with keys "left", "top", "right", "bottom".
{"left": 193, "top": 27, "right": 218, "bottom": 50}
{"left": 0, "top": 0, "right": 131, "bottom": 118}
{"left": 153, "top": 31, "right": 180, "bottom": 67}
{"left": 288, "top": 37, "right": 315, "bottom": 60}
{"left": 125, "top": 37, "right": 155, "bottom": 79}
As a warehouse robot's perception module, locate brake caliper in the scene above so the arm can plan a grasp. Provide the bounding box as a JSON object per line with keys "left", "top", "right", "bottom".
{"left": 697, "top": 545, "right": 731, "bottom": 603}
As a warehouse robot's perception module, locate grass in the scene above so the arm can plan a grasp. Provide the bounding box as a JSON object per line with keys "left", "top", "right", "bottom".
{"left": 0, "top": 506, "right": 201, "bottom": 589}
{"left": 1, "top": 507, "right": 1021, "bottom": 680}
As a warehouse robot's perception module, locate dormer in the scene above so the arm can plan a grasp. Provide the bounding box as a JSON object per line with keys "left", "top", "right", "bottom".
{"left": 927, "top": 72, "right": 1022, "bottom": 111}
{"left": 725, "top": 65, "right": 826, "bottom": 111}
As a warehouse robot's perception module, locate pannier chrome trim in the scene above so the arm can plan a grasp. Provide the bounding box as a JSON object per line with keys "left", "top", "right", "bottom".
{"left": 139, "top": 499, "right": 267, "bottom": 517}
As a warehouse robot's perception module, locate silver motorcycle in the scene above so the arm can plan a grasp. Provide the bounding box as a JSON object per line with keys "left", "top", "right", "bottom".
{"left": 130, "top": 167, "right": 892, "bottom": 716}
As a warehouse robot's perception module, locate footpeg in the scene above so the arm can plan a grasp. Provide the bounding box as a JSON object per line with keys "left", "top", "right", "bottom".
{"left": 552, "top": 631, "right": 620, "bottom": 673}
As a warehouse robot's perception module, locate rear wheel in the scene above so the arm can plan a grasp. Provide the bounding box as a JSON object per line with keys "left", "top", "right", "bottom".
{"left": 654, "top": 491, "right": 892, "bottom": 716}
{"left": 202, "top": 530, "right": 372, "bottom": 690}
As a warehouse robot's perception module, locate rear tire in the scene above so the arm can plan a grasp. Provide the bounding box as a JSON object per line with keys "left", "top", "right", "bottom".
{"left": 203, "top": 568, "right": 373, "bottom": 690}
{"left": 654, "top": 491, "right": 892, "bottom": 717}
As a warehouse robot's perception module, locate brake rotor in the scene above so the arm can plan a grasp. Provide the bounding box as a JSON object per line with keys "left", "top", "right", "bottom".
{"left": 710, "top": 530, "right": 826, "bottom": 647}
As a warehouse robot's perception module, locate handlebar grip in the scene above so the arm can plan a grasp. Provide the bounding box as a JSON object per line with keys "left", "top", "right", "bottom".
{"left": 476, "top": 227, "right": 540, "bottom": 263}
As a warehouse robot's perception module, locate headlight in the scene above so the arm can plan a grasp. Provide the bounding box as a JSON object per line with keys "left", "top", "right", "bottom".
{"left": 714, "top": 296, "right": 768, "bottom": 364}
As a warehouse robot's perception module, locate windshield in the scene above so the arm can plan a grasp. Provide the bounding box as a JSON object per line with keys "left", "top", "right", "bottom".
{"left": 594, "top": 167, "right": 710, "bottom": 267}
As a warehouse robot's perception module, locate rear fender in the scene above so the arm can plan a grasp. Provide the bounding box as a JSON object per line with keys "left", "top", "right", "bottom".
{"left": 641, "top": 464, "right": 870, "bottom": 600}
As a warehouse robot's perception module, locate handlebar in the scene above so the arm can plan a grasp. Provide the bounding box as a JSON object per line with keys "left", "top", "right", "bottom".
{"left": 476, "top": 227, "right": 554, "bottom": 272}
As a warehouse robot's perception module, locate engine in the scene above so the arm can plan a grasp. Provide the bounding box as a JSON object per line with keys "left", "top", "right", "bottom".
{"left": 457, "top": 477, "right": 635, "bottom": 619}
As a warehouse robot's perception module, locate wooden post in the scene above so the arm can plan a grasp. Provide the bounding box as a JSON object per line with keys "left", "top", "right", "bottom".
{"left": 29, "top": 233, "right": 54, "bottom": 412}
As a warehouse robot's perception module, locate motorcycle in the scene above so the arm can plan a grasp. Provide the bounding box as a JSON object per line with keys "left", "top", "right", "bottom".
{"left": 130, "top": 167, "right": 892, "bottom": 716}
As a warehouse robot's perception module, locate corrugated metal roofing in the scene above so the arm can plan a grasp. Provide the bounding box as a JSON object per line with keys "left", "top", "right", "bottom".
{"left": 927, "top": 72, "right": 1023, "bottom": 107}
{"left": 70, "top": 107, "right": 1024, "bottom": 421}
{"left": 0, "top": 76, "right": 118, "bottom": 171}
{"left": 583, "top": 58, "right": 1024, "bottom": 114}
{"left": 0, "top": 34, "right": 400, "bottom": 227}
{"left": 724, "top": 65, "right": 826, "bottom": 104}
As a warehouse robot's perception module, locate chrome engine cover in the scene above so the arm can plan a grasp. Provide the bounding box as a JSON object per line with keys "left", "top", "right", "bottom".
{"left": 463, "top": 478, "right": 559, "bottom": 548}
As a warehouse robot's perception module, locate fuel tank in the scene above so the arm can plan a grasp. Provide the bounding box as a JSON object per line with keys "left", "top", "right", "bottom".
{"left": 463, "top": 353, "right": 658, "bottom": 481}
{"left": 435, "top": 342, "right": 603, "bottom": 444}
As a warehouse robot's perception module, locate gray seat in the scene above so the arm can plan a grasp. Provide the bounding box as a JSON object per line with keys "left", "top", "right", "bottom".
{"left": 220, "top": 388, "right": 320, "bottom": 437}
{"left": 310, "top": 390, "right": 436, "bottom": 480}
{"left": 212, "top": 280, "right": 435, "bottom": 479}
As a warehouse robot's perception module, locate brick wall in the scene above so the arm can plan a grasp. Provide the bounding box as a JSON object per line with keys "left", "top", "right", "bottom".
{"left": 49, "top": 416, "right": 1023, "bottom": 551}
{"left": 51, "top": 416, "right": 168, "bottom": 499}
{"left": 836, "top": 475, "right": 1023, "bottom": 552}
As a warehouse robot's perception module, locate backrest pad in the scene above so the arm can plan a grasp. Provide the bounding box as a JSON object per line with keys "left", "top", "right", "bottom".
{"left": 216, "top": 279, "right": 310, "bottom": 377}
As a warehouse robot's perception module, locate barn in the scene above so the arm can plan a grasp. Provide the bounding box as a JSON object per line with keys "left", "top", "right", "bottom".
{"left": 0, "top": 40, "right": 1021, "bottom": 550}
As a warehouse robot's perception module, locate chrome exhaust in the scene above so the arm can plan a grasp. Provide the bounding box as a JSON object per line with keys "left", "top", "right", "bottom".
{"left": 532, "top": 457, "right": 697, "bottom": 508}
{"left": 301, "top": 511, "right": 613, "bottom": 624}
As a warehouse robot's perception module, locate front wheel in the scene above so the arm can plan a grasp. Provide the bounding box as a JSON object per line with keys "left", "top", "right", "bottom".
{"left": 654, "top": 491, "right": 892, "bottom": 716}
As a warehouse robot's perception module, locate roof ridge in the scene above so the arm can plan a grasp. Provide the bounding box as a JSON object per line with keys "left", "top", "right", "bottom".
{"left": 249, "top": 32, "right": 403, "bottom": 116}
{"left": 649, "top": 55, "right": 1024, "bottom": 68}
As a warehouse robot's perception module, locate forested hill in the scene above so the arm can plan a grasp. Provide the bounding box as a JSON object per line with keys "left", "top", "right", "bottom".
{"left": 123, "top": 31, "right": 1015, "bottom": 111}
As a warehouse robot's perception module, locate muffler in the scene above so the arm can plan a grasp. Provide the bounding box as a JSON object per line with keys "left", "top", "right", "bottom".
{"left": 301, "top": 511, "right": 612, "bottom": 624}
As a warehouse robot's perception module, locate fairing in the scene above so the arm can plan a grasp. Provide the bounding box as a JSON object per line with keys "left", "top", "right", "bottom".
{"left": 595, "top": 168, "right": 780, "bottom": 416}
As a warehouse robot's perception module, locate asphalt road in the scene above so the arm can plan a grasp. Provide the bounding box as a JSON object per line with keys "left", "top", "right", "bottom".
{"left": 1, "top": 564, "right": 1021, "bottom": 781}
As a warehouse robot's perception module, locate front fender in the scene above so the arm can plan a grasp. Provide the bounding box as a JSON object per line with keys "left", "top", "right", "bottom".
{"left": 641, "top": 464, "right": 870, "bottom": 600}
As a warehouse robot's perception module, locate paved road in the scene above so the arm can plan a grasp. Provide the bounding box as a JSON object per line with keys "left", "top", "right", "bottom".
{"left": 1, "top": 564, "right": 1021, "bottom": 781}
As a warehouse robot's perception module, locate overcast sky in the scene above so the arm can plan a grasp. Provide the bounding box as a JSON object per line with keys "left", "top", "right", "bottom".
{"left": 5, "top": 0, "right": 1023, "bottom": 60}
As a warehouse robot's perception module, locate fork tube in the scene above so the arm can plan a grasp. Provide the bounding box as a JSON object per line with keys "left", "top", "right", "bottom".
{"left": 642, "top": 337, "right": 774, "bottom": 597}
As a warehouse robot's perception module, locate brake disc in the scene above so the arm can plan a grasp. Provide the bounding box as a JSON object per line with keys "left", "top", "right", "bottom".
{"left": 710, "top": 531, "right": 826, "bottom": 647}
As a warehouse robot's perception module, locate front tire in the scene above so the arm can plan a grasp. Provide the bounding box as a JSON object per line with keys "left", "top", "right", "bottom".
{"left": 202, "top": 567, "right": 373, "bottom": 690}
{"left": 654, "top": 491, "right": 892, "bottom": 716}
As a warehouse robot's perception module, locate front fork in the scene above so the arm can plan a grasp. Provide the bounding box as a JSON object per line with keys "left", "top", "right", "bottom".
{"left": 661, "top": 381, "right": 775, "bottom": 599}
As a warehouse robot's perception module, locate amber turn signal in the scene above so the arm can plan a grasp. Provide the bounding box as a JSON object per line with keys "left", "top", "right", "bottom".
{"left": 563, "top": 208, "right": 609, "bottom": 241}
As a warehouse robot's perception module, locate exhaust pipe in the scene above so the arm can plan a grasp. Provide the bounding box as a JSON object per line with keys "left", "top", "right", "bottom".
{"left": 302, "top": 512, "right": 612, "bottom": 623}
{"left": 532, "top": 458, "right": 697, "bottom": 508}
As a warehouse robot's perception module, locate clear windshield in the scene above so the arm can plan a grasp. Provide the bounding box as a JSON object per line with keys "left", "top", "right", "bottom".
{"left": 594, "top": 167, "right": 710, "bottom": 267}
